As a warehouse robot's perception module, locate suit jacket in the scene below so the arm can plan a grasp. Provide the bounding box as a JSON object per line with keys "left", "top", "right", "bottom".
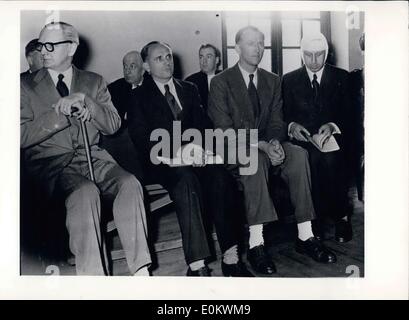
{"left": 107, "top": 77, "right": 136, "bottom": 124}
{"left": 282, "top": 64, "right": 350, "bottom": 137}
{"left": 185, "top": 70, "right": 220, "bottom": 110}
{"left": 128, "top": 74, "right": 212, "bottom": 176}
{"left": 208, "top": 63, "right": 287, "bottom": 146}
{"left": 20, "top": 66, "right": 120, "bottom": 193}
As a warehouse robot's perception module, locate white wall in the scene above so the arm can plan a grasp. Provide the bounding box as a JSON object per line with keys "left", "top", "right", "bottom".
{"left": 330, "top": 11, "right": 364, "bottom": 71}
{"left": 330, "top": 11, "right": 350, "bottom": 71}
{"left": 20, "top": 11, "right": 222, "bottom": 82}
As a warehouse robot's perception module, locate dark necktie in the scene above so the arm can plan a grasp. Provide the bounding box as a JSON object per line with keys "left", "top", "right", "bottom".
{"left": 164, "top": 84, "right": 181, "bottom": 119}
{"left": 312, "top": 73, "right": 320, "bottom": 105}
{"left": 56, "top": 73, "right": 69, "bottom": 97}
{"left": 248, "top": 74, "right": 260, "bottom": 118}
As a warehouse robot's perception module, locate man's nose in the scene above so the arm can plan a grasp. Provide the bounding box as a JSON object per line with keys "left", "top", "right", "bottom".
{"left": 312, "top": 54, "right": 317, "bottom": 63}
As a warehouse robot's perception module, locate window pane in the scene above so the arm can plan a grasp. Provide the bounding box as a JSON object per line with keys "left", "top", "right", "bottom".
{"left": 249, "top": 17, "right": 271, "bottom": 46}
{"left": 225, "top": 13, "right": 249, "bottom": 46}
{"left": 281, "top": 19, "right": 301, "bottom": 47}
{"left": 281, "top": 12, "right": 301, "bottom": 20}
{"left": 302, "top": 20, "right": 321, "bottom": 37}
{"left": 227, "top": 48, "right": 239, "bottom": 68}
{"left": 282, "top": 48, "right": 301, "bottom": 74}
{"left": 259, "top": 49, "right": 271, "bottom": 71}
{"left": 301, "top": 11, "right": 320, "bottom": 19}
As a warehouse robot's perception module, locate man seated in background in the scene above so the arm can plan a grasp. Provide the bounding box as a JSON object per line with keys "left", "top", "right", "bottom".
{"left": 208, "top": 26, "right": 337, "bottom": 276}
{"left": 282, "top": 32, "right": 353, "bottom": 243}
{"left": 20, "top": 22, "right": 151, "bottom": 275}
{"left": 21, "top": 38, "right": 44, "bottom": 78}
{"left": 100, "top": 51, "right": 145, "bottom": 182}
{"left": 128, "top": 41, "right": 253, "bottom": 277}
{"left": 185, "top": 44, "right": 221, "bottom": 111}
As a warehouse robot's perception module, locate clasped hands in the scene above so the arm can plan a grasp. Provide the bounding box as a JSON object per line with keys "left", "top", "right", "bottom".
{"left": 53, "top": 92, "right": 91, "bottom": 122}
{"left": 259, "top": 140, "right": 285, "bottom": 166}
{"left": 290, "top": 122, "right": 335, "bottom": 143}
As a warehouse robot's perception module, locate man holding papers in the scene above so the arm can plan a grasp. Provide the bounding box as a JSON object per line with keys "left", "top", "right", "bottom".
{"left": 128, "top": 41, "right": 252, "bottom": 277}
{"left": 282, "top": 33, "right": 353, "bottom": 243}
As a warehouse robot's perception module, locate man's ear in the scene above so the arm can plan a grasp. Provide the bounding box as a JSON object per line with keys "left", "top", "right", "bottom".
{"left": 215, "top": 56, "right": 220, "bottom": 68}
{"left": 235, "top": 44, "right": 241, "bottom": 56}
{"left": 26, "top": 55, "right": 33, "bottom": 67}
{"left": 68, "top": 42, "right": 78, "bottom": 57}
{"left": 143, "top": 61, "right": 150, "bottom": 73}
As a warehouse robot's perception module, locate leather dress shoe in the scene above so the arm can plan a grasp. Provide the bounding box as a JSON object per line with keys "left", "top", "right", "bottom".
{"left": 247, "top": 245, "right": 276, "bottom": 275}
{"left": 295, "top": 237, "right": 337, "bottom": 263}
{"left": 186, "top": 265, "right": 211, "bottom": 276}
{"left": 221, "top": 261, "right": 254, "bottom": 277}
{"left": 335, "top": 219, "right": 353, "bottom": 243}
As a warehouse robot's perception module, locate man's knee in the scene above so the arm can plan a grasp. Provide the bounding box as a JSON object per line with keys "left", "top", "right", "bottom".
{"left": 65, "top": 180, "right": 100, "bottom": 205}
{"left": 285, "top": 143, "right": 309, "bottom": 167}
{"left": 117, "top": 172, "right": 143, "bottom": 195}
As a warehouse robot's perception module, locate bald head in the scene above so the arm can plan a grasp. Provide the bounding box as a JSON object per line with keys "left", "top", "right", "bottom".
{"left": 123, "top": 51, "right": 144, "bottom": 86}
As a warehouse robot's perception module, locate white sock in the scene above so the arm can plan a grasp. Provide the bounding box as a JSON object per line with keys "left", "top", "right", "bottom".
{"left": 341, "top": 215, "right": 348, "bottom": 221}
{"left": 133, "top": 266, "right": 150, "bottom": 276}
{"left": 249, "top": 224, "right": 264, "bottom": 249}
{"left": 297, "top": 221, "right": 314, "bottom": 241}
{"left": 222, "top": 245, "right": 239, "bottom": 265}
{"left": 189, "top": 259, "right": 205, "bottom": 271}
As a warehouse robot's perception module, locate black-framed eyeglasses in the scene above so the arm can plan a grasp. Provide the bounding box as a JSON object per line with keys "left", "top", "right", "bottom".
{"left": 35, "top": 40, "right": 73, "bottom": 53}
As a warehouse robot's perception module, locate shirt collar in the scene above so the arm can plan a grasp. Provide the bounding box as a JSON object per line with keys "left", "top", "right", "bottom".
{"left": 153, "top": 77, "right": 175, "bottom": 95}
{"left": 48, "top": 66, "right": 73, "bottom": 89}
{"left": 238, "top": 63, "right": 258, "bottom": 88}
{"left": 305, "top": 65, "right": 325, "bottom": 84}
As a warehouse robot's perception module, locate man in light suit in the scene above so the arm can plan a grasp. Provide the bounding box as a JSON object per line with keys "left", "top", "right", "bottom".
{"left": 208, "top": 26, "right": 336, "bottom": 275}
{"left": 185, "top": 44, "right": 221, "bottom": 110}
{"left": 20, "top": 22, "right": 151, "bottom": 275}
{"left": 282, "top": 33, "right": 352, "bottom": 242}
{"left": 128, "top": 41, "right": 252, "bottom": 277}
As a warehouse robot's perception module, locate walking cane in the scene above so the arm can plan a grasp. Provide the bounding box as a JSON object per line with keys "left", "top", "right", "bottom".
{"left": 72, "top": 106, "right": 107, "bottom": 274}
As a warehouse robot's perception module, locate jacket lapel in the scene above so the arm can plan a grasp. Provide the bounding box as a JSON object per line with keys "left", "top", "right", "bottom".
{"left": 33, "top": 68, "right": 61, "bottom": 104}
{"left": 173, "top": 78, "right": 188, "bottom": 120}
{"left": 256, "top": 69, "right": 273, "bottom": 127}
{"left": 319, "top": 65, "right": 336, "bottom": 105}
{"left": 229, "top": 64, "right": 255, "bottom": 126}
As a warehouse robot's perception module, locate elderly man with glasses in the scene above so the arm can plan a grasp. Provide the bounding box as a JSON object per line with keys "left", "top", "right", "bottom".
{"left": 282, "top": 32, "right": 353, "bottom": 243}
{"left": 20, "top": 22, "right": 151, "bottom": 275}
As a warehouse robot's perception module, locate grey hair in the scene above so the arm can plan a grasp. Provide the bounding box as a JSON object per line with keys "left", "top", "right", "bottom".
{"left": 41, "top": 21, "right": 79, "bottom": 44}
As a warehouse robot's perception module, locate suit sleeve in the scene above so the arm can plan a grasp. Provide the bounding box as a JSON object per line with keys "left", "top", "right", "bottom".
{"left": 85, "top": 76, "right": 121, "bottom": 135}
{"left": 265, "top": 78, "right": 287, "bottom": 142}
{"left": 20, "top": 81, "right": 70, "bottom": 149}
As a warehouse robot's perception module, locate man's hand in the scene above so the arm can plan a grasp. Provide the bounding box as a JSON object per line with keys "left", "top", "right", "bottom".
{"left": 178, "top": 143, "right": 207, "bottom": 167}
{"left": 318, "top": 123, "right": 335, "bottom": 144}
{"left": 259, "top": 140, "right": 285, "bottom": 166}
{"left": 289, "top": 122, "right": 311, "bottom": 142}
{"left": 53, "top": 93, "right": 90, "bottom": 122}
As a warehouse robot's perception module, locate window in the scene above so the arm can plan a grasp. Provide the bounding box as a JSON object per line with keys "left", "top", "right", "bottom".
{"left": 222, "top": 11, "right": 330, "bottom": 76}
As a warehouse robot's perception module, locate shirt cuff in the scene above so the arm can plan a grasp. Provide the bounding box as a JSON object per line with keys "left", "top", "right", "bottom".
{"left": 288, "top": 122, "right": 295, "bottom": 138}
{"left": 328, "top": 122, "right": 341, "bottom": 134}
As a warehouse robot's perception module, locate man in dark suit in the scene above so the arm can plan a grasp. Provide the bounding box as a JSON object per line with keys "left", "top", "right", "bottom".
{"left": 282, "top": 32, "right": 352, "bottom": 242}
{"left": 185, "top": 44, "right": 221, "bottom": 110}
{"left": 20, "top": 22, "right": 151, "bottom": 275}
{"left": 21, "top": 38, "right": 44, "bottom": 78}
{"left": 208, "top": 26, "right": 336, "bottom": 275}
{"left": 99, "top": 51, "right": 145, "bottom": 182}
{"left": 128, "top": 41, "right": 252, "bottom": 277}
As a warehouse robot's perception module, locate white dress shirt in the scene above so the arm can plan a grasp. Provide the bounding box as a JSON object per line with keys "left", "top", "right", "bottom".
{"left": 238, "top": 63, "right": 258, "bottom": 88}
{"left": 153, "top": 78, "right": 183, "bottom": 110}
{"left": 48, "top": 66, "right": 73, "bottom": 92}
